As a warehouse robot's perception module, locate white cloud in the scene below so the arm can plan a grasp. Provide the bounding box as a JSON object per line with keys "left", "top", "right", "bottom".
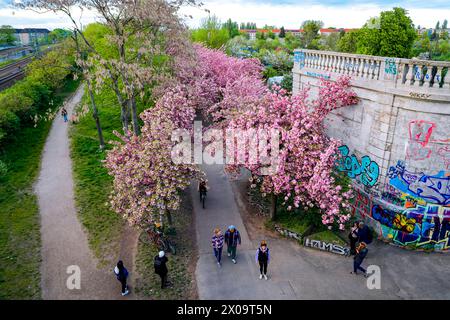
{"left": 1, "top": 0, "right": 449, "bottom": 30}
{"left": 179, "top": 0, "right": 450, "bottom": 29}
{"left": 0, "top": 6, "right": 99, "bottom": 29}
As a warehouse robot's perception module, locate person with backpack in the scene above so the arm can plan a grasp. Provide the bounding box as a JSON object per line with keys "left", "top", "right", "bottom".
{"left": 154, "top": 250, "right": 169, "bottom": 289}
{"left": 255, "top": 240, "right": 270, "bottom": 280}
{"left": 357, "top": 221, "right": 373, "bottom": 245}
{"left": 61, "top": 107, "right": 68, "bottom": 123}
{"left": 113, "top": 260, "right": 129, "bottom": 296}
{"left": 224, "top": 225, "right": 241, "bottom": 264}
{"left": 211, "top": 228, "right": 224, "bottom": 267}
{"left": 348, "top": 221, "right": 359, "bottom": 255}
{"left": 351, "top": 242, "right": 369, "bottom": 277}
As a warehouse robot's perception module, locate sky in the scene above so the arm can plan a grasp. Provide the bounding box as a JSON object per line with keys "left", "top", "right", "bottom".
{"left": 0, "top": 0, "right": 449, "bottom": 30}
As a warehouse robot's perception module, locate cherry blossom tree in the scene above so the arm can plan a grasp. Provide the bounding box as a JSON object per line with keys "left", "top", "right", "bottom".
{"left": 224, "top": 77, "right": 358, "bottom": 229}
{"left": 19, "top": 0, "right": 199, "bottom": 136}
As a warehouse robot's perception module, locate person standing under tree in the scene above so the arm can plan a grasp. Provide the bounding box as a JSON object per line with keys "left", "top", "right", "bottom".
{"left": 255, "top": 240, "right": 270, "bottom": 280}
{"left": 154, "top": 251, "right": 169, "bottom": 289}
{"left": 348, "top": 221, "right": 359, "bottom": 255}
{"left": 224, "top": 225, "right": 241, "bottom": 264}
{"left": 113, "top": 260, "right": 129, "bottom": 296}
{"left": 212, "top": 228, "right": 224, "bottom": 267}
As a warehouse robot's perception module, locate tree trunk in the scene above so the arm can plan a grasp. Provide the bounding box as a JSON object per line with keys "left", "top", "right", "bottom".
{"left": 269, "top": 194, "right": 278, "bottom": 220}
{"left": 86, "top": 79, "right": 105, "bottom": 150}
{"left": 129, "top": 96, "right": 140, "bottom": 136}
{"left": 120, "top": 102, "right": 129, "bottom": 136}
{"left": 165, "top": 208, "right": 173, "bottom": 228}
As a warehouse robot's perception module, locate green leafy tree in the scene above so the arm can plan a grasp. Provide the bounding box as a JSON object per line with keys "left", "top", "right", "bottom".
{"left": 337, "top": 31, "right": 359, "bottom": 53}
{"left": 0, "top": 25, "right": 16, "bottom": 46}
{"left": 378, "top": 7, "right": 416, "bottom": 57}
{"left": 48, "top": 28, "right": 72, "bottom": 43}
{"left": 191, "top": 15, "right": 230, "bottom": 49}
{"left": 301, "top": 20, "right": 323, "bottom": 48}
{"left": 443, "top": 19, "right": 448, "bottom": 30}
{"left": 279, "top": 26, "right": 286, "bottom": 38}
{"left": 223, "top": 18, "right": 239, "bottom": 38}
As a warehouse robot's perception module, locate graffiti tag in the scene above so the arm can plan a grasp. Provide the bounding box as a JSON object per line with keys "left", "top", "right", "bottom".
{"left": 337, "top": 145, "right": 380, "bottom": 187}
{"left": 384, "top": 58, "right": 397, "bottom": 75}
{"left": 304, "top": 238, "right": 350, "bottom": 256}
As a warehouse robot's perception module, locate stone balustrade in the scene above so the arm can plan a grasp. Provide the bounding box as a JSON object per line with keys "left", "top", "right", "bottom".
{"left": 293, "top": 49, "right": 450, "bottom": 100}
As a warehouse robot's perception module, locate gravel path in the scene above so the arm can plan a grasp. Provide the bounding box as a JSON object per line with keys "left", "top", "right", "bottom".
{"left": 35, "top": 84, "right": 137, "bottom": 300}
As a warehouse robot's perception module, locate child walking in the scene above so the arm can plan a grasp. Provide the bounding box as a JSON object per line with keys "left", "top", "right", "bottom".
{"left": 255, "top": 240, "right": 270, "bottom": 280}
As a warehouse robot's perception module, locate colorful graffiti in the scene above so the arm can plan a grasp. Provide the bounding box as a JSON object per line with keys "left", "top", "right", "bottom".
{"left": 388, "top": 161, "right": 450, "bottom": 206}
{"left": 337, "top": 145, "right": 380, "bottom": 187}
{"left": 384, "top": 58, "right": 397, "bottom": 75}
{"left": 306, "top": 71, "right": 330, "bottom": 80}
{"left": 349, "top": 161, "right": 450, "bottom": 251}
{"left": 294, "top": 51, "right": 305, "bottom": 69}
{"left": 406, "top": 120, "right": 450, "bottom": 164}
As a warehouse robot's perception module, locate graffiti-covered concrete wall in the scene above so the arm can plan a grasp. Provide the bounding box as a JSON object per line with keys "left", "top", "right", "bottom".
{"left": 292, "top": 49, "right": 450, "bottom": 251}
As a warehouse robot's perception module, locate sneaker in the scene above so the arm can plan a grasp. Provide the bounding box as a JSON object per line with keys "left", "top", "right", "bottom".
{"left": 363, "top": 273, "right": 369, "bottom": 278}
{"left": 350, "top": 271, "right": 357, "bottom": 275}
{"left": 232, "top": 259, "right": 236, "bottom": 264}
{"left": 259, "top": 274, "right": 263, "bottom": 280}
{"left": 264, "top": 274, "right": 268, "bottom": 280}
{"left": 217, "top": 262, "right": 221, "bottom": 267}
{"left": 121, "top": 290, "right": 129, "bottom": 296}
{"left": 227, "top": 253, "right": 231, "bottom": 257}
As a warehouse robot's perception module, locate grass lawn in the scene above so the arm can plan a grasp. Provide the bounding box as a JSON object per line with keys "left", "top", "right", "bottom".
{"left": 268, "top": 212, "right": 310, "bottom": 236}
{"left": 307, "top": 230, "right": 347, "bottom": 246}
{"left": 0, "top": 78, "right": 79, "bottom": 299}
{"left": 69, "top": 90, "right": 124, "bottom": 267}
{"left": 134, "top": 191, "right": 197, "bottom": 300}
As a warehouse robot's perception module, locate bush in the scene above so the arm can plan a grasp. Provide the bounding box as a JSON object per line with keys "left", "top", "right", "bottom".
{"left": 0, "top": 160, "right": 7, "bottom": 179}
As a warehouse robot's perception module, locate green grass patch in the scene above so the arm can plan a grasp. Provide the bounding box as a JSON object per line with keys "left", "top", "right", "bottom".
{"left": 0, "top": 78, "right": 79, "bottom": 299}
{"left": 134, "top": 191, "right": 197, "bottom": 300}
{"left": 69, "top": 89, "right": 124, "bottom": 267}
{"left": 307, "top": 230, "right": 346, "bottom": 246}
{"left": 269, "top": 212, "right": 310, "bottom": 236}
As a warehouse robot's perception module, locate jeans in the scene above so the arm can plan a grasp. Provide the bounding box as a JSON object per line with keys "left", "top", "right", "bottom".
{"left": 118, "top": 278, "right": 127, "bottom": 293}
{"left": 227, "top": 245, "right": 237, "bottom": 259}
{"left": 353, "top": 261, "right": 366, "bottom": 274}
{"left": 213, "top": 247, "right": 223, "bottom": 263}
{"left": 63, "top": 114, "right": 68, "bottom": 122}
{"left": 259, "top": 261, "right": 268, "bottom": 275}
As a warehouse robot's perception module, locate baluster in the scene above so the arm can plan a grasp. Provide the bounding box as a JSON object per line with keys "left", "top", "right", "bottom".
{"left": 412, "top": 64, "right": 422, "bottom": 87}
{"left": 402, "top": 63, "right": 412, "bottom": 86}
{"left": 422, "top": 64, "right": 432, "bottom": 87}
{"left": 434, "top": 66, "right": 443, "bottom": 88}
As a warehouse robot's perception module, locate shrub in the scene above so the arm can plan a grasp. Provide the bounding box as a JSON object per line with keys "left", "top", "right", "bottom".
{"left": 0, "top": 160, "right": 7, "bottom": 179}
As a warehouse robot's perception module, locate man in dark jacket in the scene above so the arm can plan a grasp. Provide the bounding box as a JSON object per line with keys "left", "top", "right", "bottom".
{"left": 357, "top": 221, "right": 373, "bottom": 244}
{"left": 224, "top": 225, "right": 241, "bottom": 264}
{"left": 351, "top": 242, "right": 368, "bottom": 276}
{"left": 154, "top": 251, "right": 169, "bottom": 289}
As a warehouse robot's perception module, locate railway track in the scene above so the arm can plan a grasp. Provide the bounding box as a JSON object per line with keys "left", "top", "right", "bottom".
{"left": 0, "top": 56, "right": 33, "bottom": 91}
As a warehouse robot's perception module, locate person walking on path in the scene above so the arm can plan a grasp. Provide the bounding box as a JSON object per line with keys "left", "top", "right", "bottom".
{"left": 212, "top": 228, "right": 224, "bottom": 267}
{"left": 224, "top": 225, "right": 241, "bottom": 264}
{"left": 255, "top": 240, "right": 270, "bottom": 280}
{"left": 351, "top": 242, "right": 369, "bottom": 277}
{"left": 114, "top": 260, "right": 129, "bottom": 296}
{"left": 61, "top": 107, "right": 68, "bottom": 123}
{"left": 154, "top": 251, "right": 169, "bottom": 289}
{"left": 348, "top": 221, "right": 359, "bottom": 255}
{"left": 357, "top": 221, "right": 373, "bottom": 245}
